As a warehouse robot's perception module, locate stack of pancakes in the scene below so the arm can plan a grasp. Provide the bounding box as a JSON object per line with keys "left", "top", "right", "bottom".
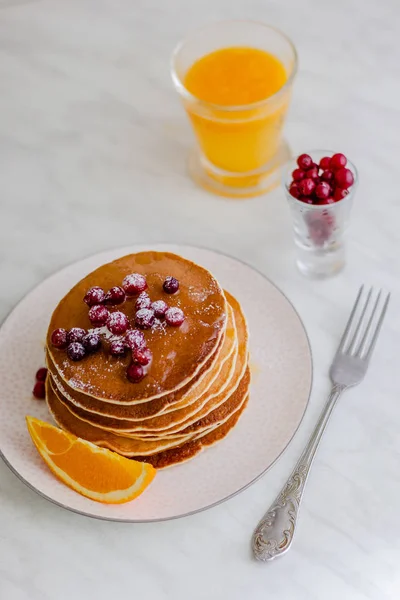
{"left": 45, "top": 252, "right": 250, "bottom": 468}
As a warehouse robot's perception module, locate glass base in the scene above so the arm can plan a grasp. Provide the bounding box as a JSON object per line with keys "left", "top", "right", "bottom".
{"left": 188, "top": 140, "right": 291, "bottom": 199}
{"left": 295, "top": 244, "right": 346, "bottom": 279}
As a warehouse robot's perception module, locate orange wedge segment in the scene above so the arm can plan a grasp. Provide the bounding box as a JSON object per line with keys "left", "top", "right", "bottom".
{"left": 26, "top": 416, "right": 156, "bottom": 504}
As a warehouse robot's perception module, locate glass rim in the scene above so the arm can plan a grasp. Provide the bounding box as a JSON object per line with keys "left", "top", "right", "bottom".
{"left": 283, "top": 150, "right": 359, "bottom": 210}
{"left": 170, "top": 19, "right": 298, "bottom": 112}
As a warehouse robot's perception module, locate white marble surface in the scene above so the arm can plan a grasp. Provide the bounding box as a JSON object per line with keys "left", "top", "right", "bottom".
{"left": 0, "top": 0, "right": 400, "bottom": 598}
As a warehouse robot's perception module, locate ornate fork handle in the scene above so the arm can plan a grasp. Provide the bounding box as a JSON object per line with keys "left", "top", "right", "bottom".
{"left": 252, "top": 383, "right": 346, "bottom": 561}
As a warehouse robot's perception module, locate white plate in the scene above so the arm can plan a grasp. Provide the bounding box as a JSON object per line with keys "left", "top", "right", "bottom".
{"left": 0, "top": 245, "right": 312, "bottom": 521}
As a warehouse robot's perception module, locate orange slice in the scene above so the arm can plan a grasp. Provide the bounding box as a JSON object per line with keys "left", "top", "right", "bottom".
{"left": 26, "top": 416, "right": 156, "bottom": 504}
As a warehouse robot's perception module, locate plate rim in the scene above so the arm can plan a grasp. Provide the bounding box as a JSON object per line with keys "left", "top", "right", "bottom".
{"left": 0, "top": 243, "right": 313, "bottom": 523}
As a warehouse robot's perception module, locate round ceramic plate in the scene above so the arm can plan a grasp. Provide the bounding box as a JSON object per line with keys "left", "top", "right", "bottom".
{"left": 0, "top": 244, "right": 312, "bottom": 522}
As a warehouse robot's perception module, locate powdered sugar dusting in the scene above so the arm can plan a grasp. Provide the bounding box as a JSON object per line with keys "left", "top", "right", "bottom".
{"left": 165, "top": 306, "right": 185, "bottom": 327}
{"left": 123, "top": 273, "right": 145, "bottom": 286}
{"left": 135, "top": 292, "right": 151, "bottom": 310}
{"left": 106, "top": 310, "right": 129, "bottom": 334}
{"left": 151, "top": 300, "right": 168, "bottom": 318}
{"left": 122, "top": 273, "right": 147, "bottom": 294}
{"left": 52, "top": 371, "right": 95, "bottom": 401}
{"left": 188, "top": 286, "right": 209, "bottom": 303}
{"left": 90, "top": 326, "right": 121, "bottom": 343}
{"left": 151, "top": 318, "right": 167, "bottom": 334}
{"left": 135, "top": 308, "right": 155, "bottom": 329}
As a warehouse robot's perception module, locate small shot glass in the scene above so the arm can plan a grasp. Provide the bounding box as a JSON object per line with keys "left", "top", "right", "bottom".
{"left": 283, "top": 151, "right": 358, "bottom": 278}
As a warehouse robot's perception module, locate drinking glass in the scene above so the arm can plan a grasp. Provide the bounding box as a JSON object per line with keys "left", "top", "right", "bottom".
{"left": 283, "top": 151, "right": 358, "bottom": 278}
{"left": 171, "top": 21, "right": 297, "bottom": 198}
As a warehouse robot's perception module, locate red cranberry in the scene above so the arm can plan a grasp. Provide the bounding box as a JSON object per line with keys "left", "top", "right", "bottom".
{"left": 35, "top": 367, "right": 48, "bottom": 381}
{"left": 306, "top": 213, "right": 334, "bottom": 246}
{"left": 82, "top": 332, "right": 101, "bottom": 353}
{"left": 124, "top": 329, "right": 145, "bottom": 350}
{"left": 330, "top": 153, "right": 347, "bottom": 170}
{"left": 165, "top": 307, "right": 185, "bottom": 327}
{"left": 135, "top": 292, "right": 151, "bottom": 311}
{"left": 334, "top": 187, "right": 349, "bottom": 201}
{"left": 321, "top": 169, "right": 334, "bottom": 183}
{"left": 306, "top": 166, "right": 319, "bottom": 180}
{"left": 297, "top": 154, "right": 313, "bottom": 170}
{"left": 107, "top": 311, "right": 130, "bottom": 335}
{"left": 317, "top": 197, "right": 335, "bottom": 205}
{"left": 315, "top": 182, "right": 331, "bottom": 200}
{"left": 292, "top": 168, "right": 305, "bottom": 181}
{"left": 135, "top": 308, "right": 155, "bottom": 330}
{"left": 132, "top": 346, "right": 152, "bottom": 366}
{"left": 309, "top": 221, "right": 331, "bottom": 245}
{"left": 127, "top": 363, "right": 145, "bottom": 383}
{"left": 335, "top": 167, "right": 354, "bottom": 189}
{"left": 163, "top": 276, "right": 179, "bottom": 294}
{"left": 88, "top": 305, "right": 109, "bottom": 326}
{"left": 289, "top": 182, "right": 301, "bottom": 198}
{"left": 298, "top": 178, "right": 316, "bottom": 197}
{"left": 151, "top": 300, "right": 169, "bottom": 318}
{"left": 67, "top": 342, "right": 86, "bottom": 361}
{"left": 51, "top": 328, "right": 68, "bottom": 349}
{"left": 299, "top": 197, "right": 314, "bottom": 205}
{"left": 321, "top": 210, "right": 335, "bottom": 227}
{"left": 319, "top": 156, "right": 331, "bottom": 170}
{"left": 110, "top": 340, "right": 127, "bottom": 357}
{"left": 33, "top": 381, "right": 46, "bottom": 399}
{"left": 83, "top": 286, "right": 105, "bottom": 307}
{"left": 67, "top": 327, "right": 86, "bottom": 344}
{"left": 122, "top": 273, "right": 147, "bottom": 296}
{"left": 104, "top": 286, "right": 126, "bottom": 306}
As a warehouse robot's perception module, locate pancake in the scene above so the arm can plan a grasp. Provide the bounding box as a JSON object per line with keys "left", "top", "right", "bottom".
{"left": 46, "top": 298, "right": 234, "bottom": 421}
{"left": 153, "top": 301, "right": 236, "bottom": 416}
{"left": 136, "top": 389, "right": 250, "bottom": 468}
{"left": 142, "top": 350, "right": 248, "bottom": 439}
{"left": 48, "top": 292, "right": 247, "bottom": 436}
{"left": 43, "top": 249, "right": 251, "bottom": 470}
{"left": 46, "top": 332, "right": 225, "bottom": 420}
{"left": 47, "top": 251, "right": 227, "bottom": 404}
{"left": 47, "top": 296, "right": 236, "bottom": 421}
{"left": 46, "top": 367, "right": 250, "bottom": 459}
{"left": 132, "top": 292, "right": 249, "bottom": 438}
{"left": 46, "top": 377, "right": 203, "bottom": 455}
{"left": 96, "top": 293, "right": 248, "bottom": 438}
{"left": 48, "top": 329, "right": 237, "bottom": 436}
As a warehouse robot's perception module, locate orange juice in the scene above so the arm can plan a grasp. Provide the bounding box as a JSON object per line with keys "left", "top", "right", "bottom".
{"left": 184, "top": 47, "right": 289, "bottom": 176}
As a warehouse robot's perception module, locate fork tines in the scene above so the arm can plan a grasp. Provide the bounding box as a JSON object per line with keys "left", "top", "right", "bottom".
{"left": 338, "top": 286, "right": 390, "bottom": 360}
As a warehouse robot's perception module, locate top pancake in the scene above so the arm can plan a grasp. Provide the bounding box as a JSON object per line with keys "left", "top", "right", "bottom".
{"left": 47, "top": 252, "right": 227, "bottom": 403}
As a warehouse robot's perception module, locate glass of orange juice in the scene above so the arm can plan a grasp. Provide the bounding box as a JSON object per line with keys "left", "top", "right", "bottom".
{"left": 171, "top": 20, "right": 298, "bottom": 198}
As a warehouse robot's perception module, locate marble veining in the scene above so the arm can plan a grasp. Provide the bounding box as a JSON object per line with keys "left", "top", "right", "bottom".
{"left": 1, "top": 0, "right": 400, "bottom": 598}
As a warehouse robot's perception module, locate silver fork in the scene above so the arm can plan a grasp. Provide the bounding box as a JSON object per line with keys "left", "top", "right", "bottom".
{"left": 252, "top": 285, "right": 390, "bottom": 562}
